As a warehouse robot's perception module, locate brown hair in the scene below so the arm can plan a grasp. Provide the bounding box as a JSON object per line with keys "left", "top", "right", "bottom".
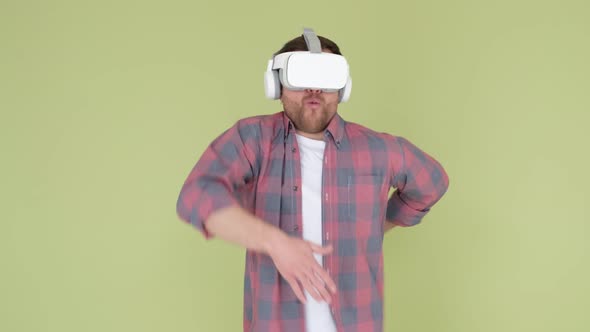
{"left": 274, "top": 34, "right": 343, "bottom": 56}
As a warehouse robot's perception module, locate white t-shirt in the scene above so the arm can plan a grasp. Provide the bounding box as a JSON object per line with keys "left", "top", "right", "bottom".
{"left": 295, "top": 134, "right": 337, "bottom": 332}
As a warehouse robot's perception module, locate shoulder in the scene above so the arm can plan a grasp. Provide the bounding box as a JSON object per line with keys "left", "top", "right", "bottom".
{"left": 232, "top": 112, "right": 284, "bottom": 140}
{"left": 343, "top": 118, "right": 402, "bottom": 149}
{"left": 235, "top": 112, "right": 281, "bottom": 126}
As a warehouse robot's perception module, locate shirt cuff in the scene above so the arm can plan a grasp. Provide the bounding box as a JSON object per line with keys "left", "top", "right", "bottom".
{"left": 385, "top": 193, "right": 429, "bottom": 227}
{"left": 189, "top": 195, "right": 239, "bottom": 240}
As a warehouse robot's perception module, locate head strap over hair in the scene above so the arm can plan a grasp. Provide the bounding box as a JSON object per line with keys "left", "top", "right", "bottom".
{"left": 303, "top": 28, "right": 322, "bottom": 53}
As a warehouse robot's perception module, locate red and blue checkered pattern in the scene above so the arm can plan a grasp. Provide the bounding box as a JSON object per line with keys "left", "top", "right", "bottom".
{"left": 177, "top": 111, "right": 449, "bottom": 332}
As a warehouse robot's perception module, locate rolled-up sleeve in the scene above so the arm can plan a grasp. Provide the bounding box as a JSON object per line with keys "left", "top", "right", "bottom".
{"left": 176, "top": 120, "right": 259, "bottom": 239}
{"left": 386, "top": 136, "right": 449, "bottom": 227}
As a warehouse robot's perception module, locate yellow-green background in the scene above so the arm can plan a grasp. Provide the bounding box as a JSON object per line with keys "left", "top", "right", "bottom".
{"left": 1, "top": 0, "right": 588, "bottom": 331}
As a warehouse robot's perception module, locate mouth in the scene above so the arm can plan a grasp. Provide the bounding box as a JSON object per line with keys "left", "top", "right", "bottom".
{"left": 304, "top": 98, "right": 322, "bottom": 107}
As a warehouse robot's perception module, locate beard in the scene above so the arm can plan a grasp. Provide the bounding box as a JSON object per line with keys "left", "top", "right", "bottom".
{"left": 282, "top": 97, "right": 337, "bottom": 135}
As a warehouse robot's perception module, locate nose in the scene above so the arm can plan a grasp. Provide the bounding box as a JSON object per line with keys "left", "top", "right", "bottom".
{"left": 305, "top": 88, "right": 323, "bottom": 94}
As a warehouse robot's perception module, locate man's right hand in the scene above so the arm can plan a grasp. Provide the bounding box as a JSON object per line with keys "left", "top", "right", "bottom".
{"left": 204, "top": 205, "right": 337, "bottom": 304}
{"left": 266, "top": 233, "right": 338, "bottom": 304}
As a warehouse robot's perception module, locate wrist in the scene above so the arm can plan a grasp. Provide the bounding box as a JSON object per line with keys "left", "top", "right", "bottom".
{"left": 261, "top": 226, "right": 286, "bottom": 256}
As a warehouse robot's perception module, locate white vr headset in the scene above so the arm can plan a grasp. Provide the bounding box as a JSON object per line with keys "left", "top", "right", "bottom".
{"left": 264, "top": 28, "right": 352, "bottom": 103}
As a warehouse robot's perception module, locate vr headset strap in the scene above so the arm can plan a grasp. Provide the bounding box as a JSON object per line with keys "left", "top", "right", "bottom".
{"left": 303, "top": 28, "right": 322, "bottom": 53}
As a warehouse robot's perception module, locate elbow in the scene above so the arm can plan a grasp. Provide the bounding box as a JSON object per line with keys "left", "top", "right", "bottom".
{"left": 176, "top": 183, "right": 195, "bottom": 224}
{"left": 434, "top": 163, "right": 450, "bottom": 205}
{"left": 441, "top": 166, "right": 450, "bottom": 193}
{"left": 176, "top": 192, "right": 189, "bottom": 223}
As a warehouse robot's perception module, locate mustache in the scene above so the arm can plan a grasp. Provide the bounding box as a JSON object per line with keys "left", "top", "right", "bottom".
{"left": 304, "top": 96, "right": 324, "bottom": 103}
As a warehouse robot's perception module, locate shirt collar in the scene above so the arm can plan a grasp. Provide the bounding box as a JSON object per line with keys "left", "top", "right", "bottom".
{"left": 282, "top": 111, "right": 345, "bottom": 149}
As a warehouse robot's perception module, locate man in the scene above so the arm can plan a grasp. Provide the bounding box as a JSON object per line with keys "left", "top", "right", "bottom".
{"left": 176, "top": 28, "right": 449, "bottom": 332}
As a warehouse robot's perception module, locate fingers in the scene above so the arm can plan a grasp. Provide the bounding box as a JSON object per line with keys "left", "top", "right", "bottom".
{"left": 312, "top": 265, "right": 337, "bottom": 294}
{"left": 298, "top": 273, "right": 328, "bottom": 303}
{"left": 308, "top": 270, "right": 333, "bottom": 303}
{"left": 287, "top": 274, "right": 331, "bottom": 304}
{"left": 286, "top": 277, "right": 306, "bottom": 304}
{"left": 307, "top": 242, "right": 337, "bottom": 295}
{"left": 278, "top": 239, "right": 337, "bottom": 304}
{"left": 297, "top": 264, "right": 337, "bottom": 303}
{"left": 309, "top": 243, "right": 333, "bottom": 255}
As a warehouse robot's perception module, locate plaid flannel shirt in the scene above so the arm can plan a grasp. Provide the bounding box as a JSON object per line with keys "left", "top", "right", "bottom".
{"left": 177, "top": 111, "right": 449, "bottom": 332}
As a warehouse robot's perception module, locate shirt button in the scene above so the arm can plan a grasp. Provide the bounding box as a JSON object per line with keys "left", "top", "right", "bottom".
{"left": 291, "top": 147, "right": 296, "bottom": 152}
{"left": 294, "top": 225, "right": 299, "bottom": 231}
{"left": 293, "top": 186, "right": 298, "bottom": 191}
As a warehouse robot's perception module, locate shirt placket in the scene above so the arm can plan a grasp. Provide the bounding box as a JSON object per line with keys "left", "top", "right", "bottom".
{"left": 285, "top": 133, "right": 307, "bottom": 332}
{"left": 322, "top": 137, "right": 342, "bottom": 330}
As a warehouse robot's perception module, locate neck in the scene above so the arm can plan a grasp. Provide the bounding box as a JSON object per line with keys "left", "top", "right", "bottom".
{"left": 296, "top": 130, "right": 324, "bottom": 140}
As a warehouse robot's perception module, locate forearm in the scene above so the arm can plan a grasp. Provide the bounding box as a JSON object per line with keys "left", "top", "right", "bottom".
{"left": 205, "top": 205, "right": 286, "bottom": 255}
{"left": 386, "top": 137, "right": 449, "bottom": 227}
